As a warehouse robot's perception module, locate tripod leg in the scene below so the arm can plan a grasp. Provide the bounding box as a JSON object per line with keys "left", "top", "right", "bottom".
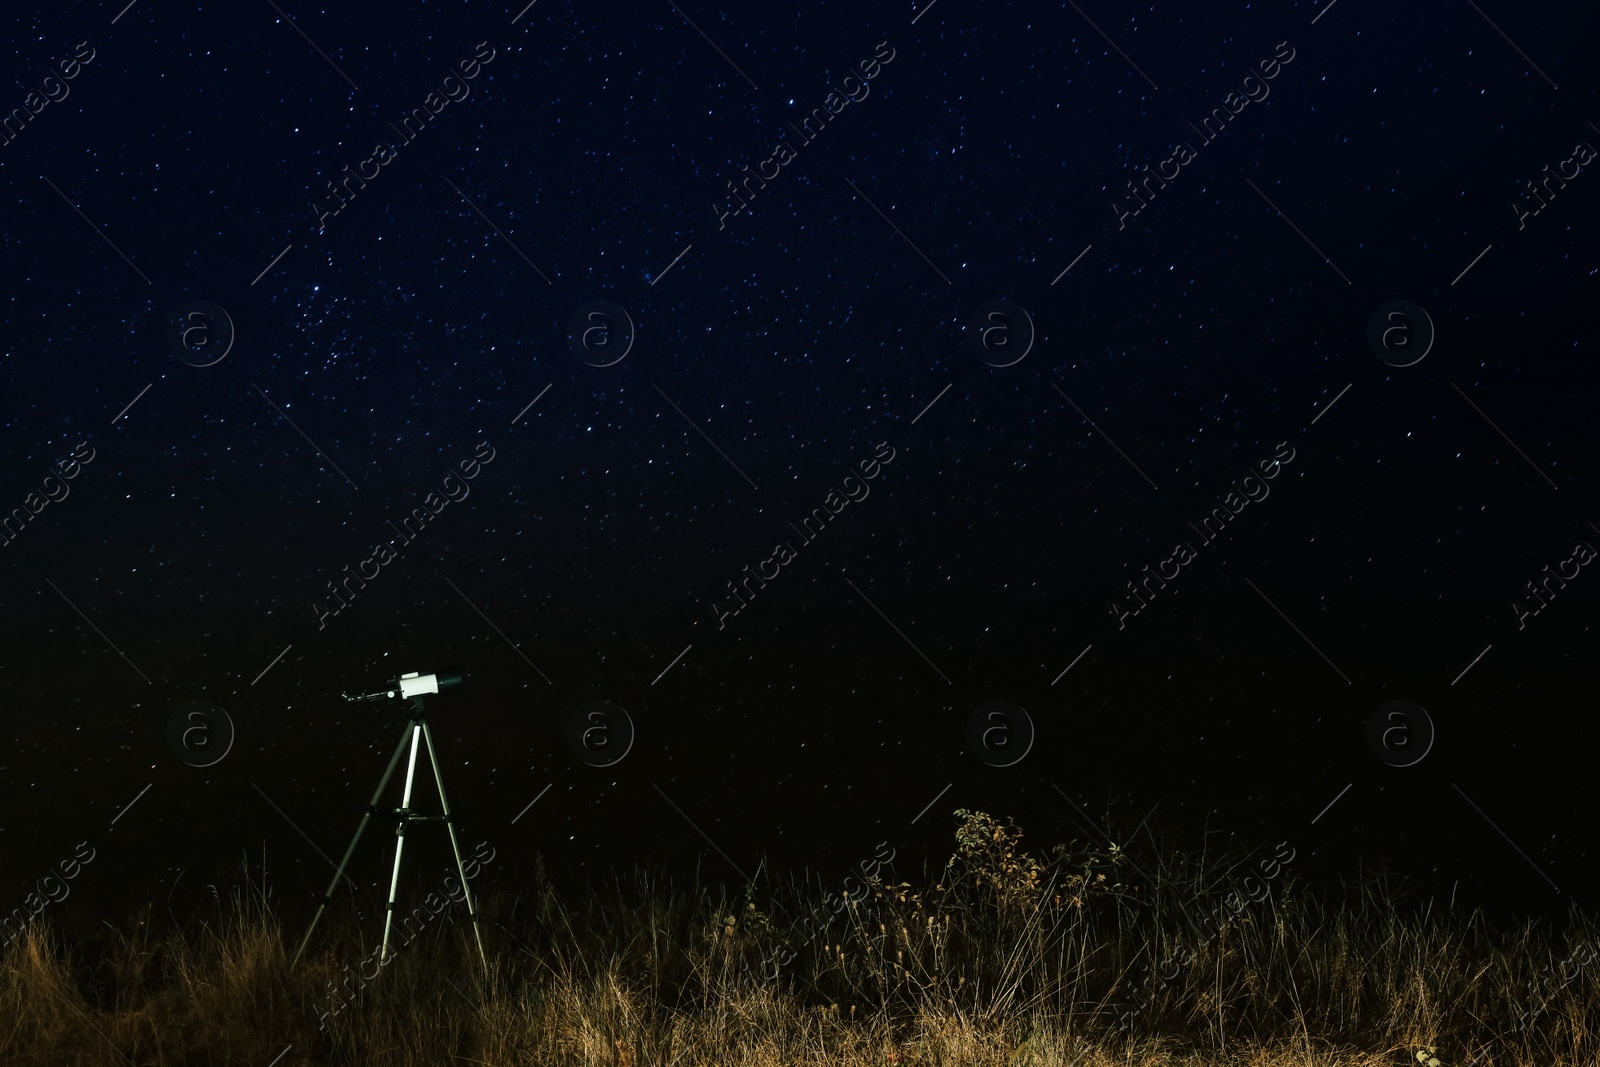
{"left": 292, "top": 718, "right": 416, "bottom": 968}
{"left": 379, "top": 722, "right": 424, "bottom": 965}
{"left": 422, "top": 720, "right": 489, "bottom": 970}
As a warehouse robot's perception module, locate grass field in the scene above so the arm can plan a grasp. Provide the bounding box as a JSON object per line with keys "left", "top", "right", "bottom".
{"left": 1, "top": 808, "right": 1593, "bottom": 1066}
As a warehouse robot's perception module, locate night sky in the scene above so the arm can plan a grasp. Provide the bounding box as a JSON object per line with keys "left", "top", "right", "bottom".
{"left": 2, "top": 0, "right": 1597, "bottom": 949}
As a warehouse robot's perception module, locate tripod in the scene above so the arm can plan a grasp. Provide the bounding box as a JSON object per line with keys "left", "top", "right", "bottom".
{"left": 291, "top": 694, "right": 488, "bottom": 969}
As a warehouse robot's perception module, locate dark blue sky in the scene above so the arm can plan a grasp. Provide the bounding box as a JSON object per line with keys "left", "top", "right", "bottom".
{"left": 2, "top": 0, "right": 1597, "bottom": 941}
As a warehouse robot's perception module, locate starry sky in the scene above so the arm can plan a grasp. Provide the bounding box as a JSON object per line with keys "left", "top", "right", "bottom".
{"left": 2, "top": 0, "right": 1598, "bottom": 944}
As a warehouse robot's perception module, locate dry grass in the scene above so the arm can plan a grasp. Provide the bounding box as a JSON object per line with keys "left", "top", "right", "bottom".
{"left": 1, "top": 807, "right": 1594, "bottom": 1066}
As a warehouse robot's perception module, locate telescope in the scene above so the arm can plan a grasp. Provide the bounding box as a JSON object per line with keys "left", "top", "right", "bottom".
{"left": 293, "top": 669, "right": 486, "bottom": 970}
{"left": 342, "top": 671, "right": 463, "bottom": 703}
